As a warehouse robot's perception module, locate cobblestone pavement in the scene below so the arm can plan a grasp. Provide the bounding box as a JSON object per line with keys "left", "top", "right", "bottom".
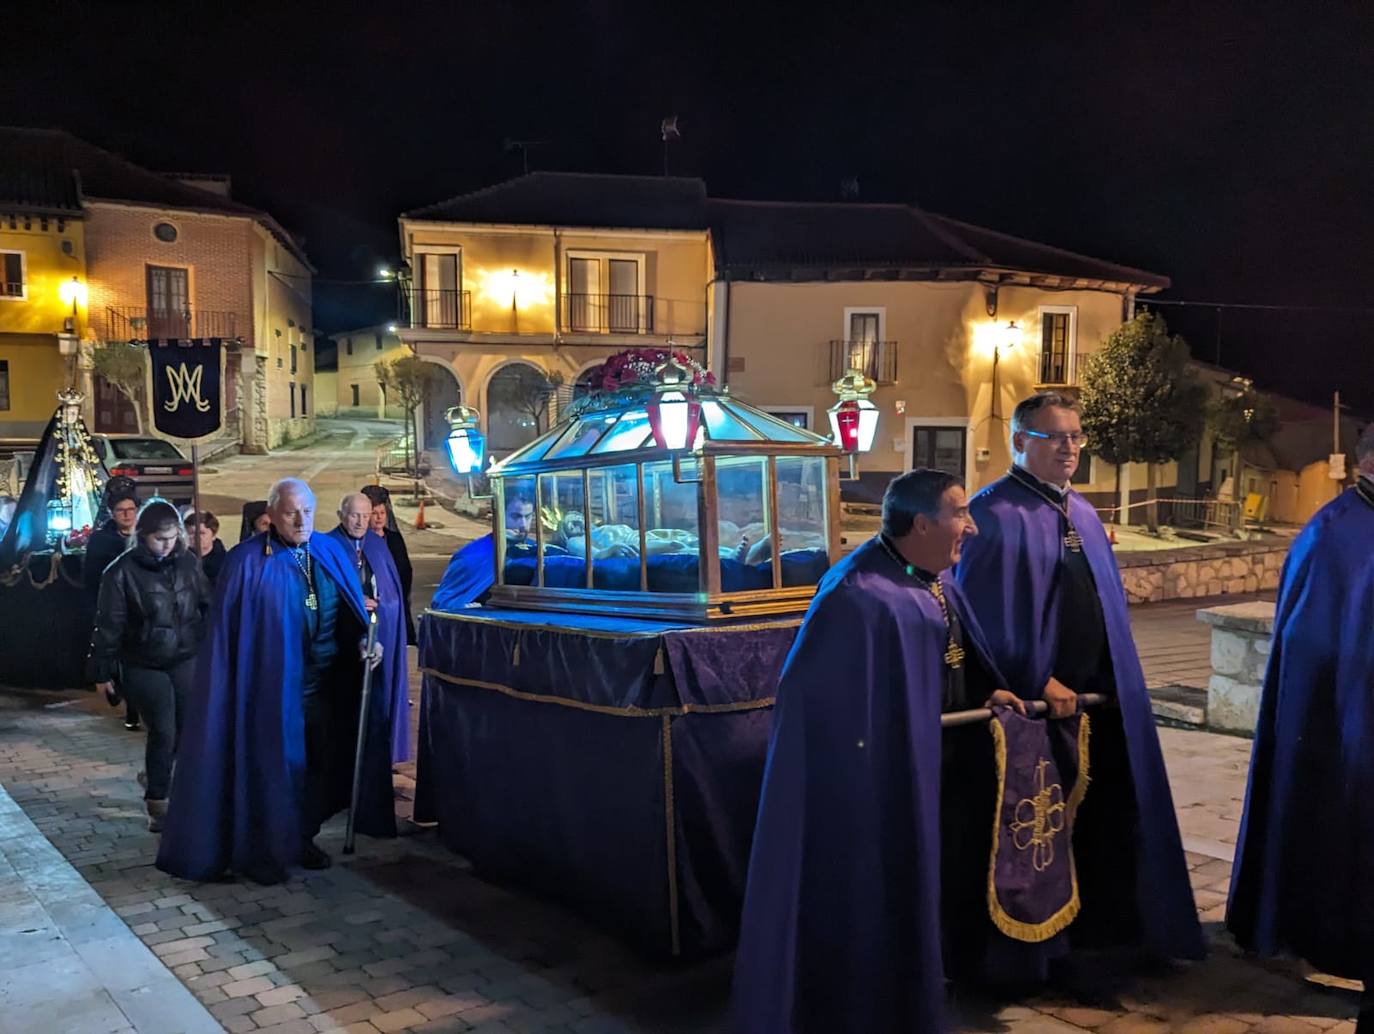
{"left": 0, "top": 686, "right": 1358, "bottom": 1032}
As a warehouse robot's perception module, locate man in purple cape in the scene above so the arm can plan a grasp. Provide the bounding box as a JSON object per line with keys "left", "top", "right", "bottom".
{"left": 955, "top": 392, "right": 1204, "bottom": 978}
{"left": 1228, "top": 428, "right": 1374, "bottom": 1028}
{"left": 157, "top": 478, "right": 395, "bottom": 885}
{"left": 327, "top": 492, "right": 412, "bottom": 763}
{"left": 732, "top": 469, "right": 1024, "bottom": 1034}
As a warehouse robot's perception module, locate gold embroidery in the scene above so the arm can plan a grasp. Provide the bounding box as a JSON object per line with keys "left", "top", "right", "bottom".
{"left": 1010, "top": 758, "right": 1066, "bottom": 872}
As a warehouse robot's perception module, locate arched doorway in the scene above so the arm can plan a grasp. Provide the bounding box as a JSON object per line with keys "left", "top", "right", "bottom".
{"left": 421, "top": 364, "right": 461, "bottom": 451}
{"left": 486, "top": 362, "right": 557, "bottom": 456}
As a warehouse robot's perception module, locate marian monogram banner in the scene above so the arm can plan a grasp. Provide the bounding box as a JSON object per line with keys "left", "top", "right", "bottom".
{"left": 146, "top": 339, "right": 225, "bottom": 444}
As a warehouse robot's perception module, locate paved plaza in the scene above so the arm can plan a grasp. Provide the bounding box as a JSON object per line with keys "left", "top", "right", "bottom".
{"left": 0, "top": 631, "right": 1361, "bottom": 1033}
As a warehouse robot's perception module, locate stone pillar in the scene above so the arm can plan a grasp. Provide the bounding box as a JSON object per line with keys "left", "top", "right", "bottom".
{"left": 1196, "top": 601, "right": 1276, "bottom": 734}
{"left": 240, "top": 355, "right": 270, "bottom": 455}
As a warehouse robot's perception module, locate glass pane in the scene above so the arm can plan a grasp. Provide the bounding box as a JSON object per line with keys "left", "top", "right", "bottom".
{"left": 724, "top": 402, "right": 816, "bottom": 442}
{"left": 700, "top": 400, "right": 762, "bottom": 441}
{"left": 932, "top": 429, "right": 965, "bottom": 477}
{"left": 775, "top": 456, "right": 831, "bottom": 586}
{"left": 537, "top": 471, "right": 588, "bottom": 588}
{"left": 591, "top": 411, "right": 653, "bottom": 453}
{"left": 498, "top": 476, "right": 537, "bottom": 586}
{"left": 545, "top": 415, "right": 615, "bottom": 459}
{"left": 641, "top": 459, "right": 701, "bottom": 593}
{"left": 108, "top": 438, "right": 184, "bottom": 460}
{"left": 849, "top": 312, "right": 879, "bottom": 343}
{"left": 716, "top": 456, "right": 773, "bottom": 592}
{"left": 587, "top": 464, "right": 643, "bottom": 590}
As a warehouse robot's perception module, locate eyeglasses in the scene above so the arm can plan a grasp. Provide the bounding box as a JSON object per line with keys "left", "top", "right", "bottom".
{"left": 1021, "top": 429, "right": 1087, "bottom": 447}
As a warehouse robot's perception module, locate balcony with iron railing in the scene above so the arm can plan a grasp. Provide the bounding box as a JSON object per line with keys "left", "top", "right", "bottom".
{"left": 828, "top": 339, "right": 898, "bottom": 385}
{"left": 98, "top": 306, "right": 241, "bottom": 342}
{"left": 1037, "top": 347, "right": 1075, "bottom": 387}
{"left": 399, "top": 288, "right": 472, "bottom": 331}
{"left": 561, "top": 293, "right": 655, "bottom": 335}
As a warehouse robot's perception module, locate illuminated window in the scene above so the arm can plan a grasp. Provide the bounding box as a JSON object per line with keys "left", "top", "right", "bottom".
{"left": 565, "top": 252, "right": 646, "bottom": 333}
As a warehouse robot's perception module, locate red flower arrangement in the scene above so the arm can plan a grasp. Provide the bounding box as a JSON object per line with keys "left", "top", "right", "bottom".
{"left": 584, "top": 348, "right": 716, "bottom": 394}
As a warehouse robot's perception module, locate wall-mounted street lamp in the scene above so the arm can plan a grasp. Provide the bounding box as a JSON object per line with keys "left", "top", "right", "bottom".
{"left": 990, "top": 319, "right": 1021, "bottom": 423}
{"left": 59, "top": 276, "right": 87, "bottom": 334}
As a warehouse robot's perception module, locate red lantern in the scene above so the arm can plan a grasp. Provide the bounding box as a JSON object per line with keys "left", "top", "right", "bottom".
{"left": 646, "top": 356, "right": 702, "bottom": 451}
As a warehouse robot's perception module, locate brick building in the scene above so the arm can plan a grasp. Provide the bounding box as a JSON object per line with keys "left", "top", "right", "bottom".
{"left": 0, "top": 128, "right": 315, "bottom": 453}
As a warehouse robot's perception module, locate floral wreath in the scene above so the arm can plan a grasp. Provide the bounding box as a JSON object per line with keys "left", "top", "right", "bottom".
{"left": 568, "top": 347, "right": 717, "bottom": 417}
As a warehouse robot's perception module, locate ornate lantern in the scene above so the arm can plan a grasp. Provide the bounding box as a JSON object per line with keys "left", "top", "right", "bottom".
{"left": 646, "top": 356, "right": 702, "bottom": 451}
{"left": 444, "top": 404, "right": 486, "bottom": 475}
{"left": 828, "top": 368, "right": 879, "bottom": 454}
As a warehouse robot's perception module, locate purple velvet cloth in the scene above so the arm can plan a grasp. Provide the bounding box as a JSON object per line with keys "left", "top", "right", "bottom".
{"left": 325, "top": 526, "right": 412, "bottom": 762}
{"left": 414, "top": 607, "right": 797, "bottom": 959}
{"left": 732, "top": 539, "right": 1001, "bottom": 1034}
{"left": 955, "top": 473, "right": 1204, "bottom": 963}
{"left": 1227, "top": 487, "right": 1374, "bottom": 979}
{"left": 989, "top": 709, "right": 1086, "bottom": 939}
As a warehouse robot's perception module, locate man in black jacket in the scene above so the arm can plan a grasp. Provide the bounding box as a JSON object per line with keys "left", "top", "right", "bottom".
{"left": 85, "top": 477, "right": 142, "bottom": 730}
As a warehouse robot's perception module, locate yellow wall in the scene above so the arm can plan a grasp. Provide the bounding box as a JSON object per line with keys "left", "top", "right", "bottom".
{"left": 401, "top": 222, "right": 710, "bottom": 340}
{"left": 335, "top": 328, "right": 407, "bottom": 415}
{"left": 251, "top": 226, "right": 315, "bottom": 445}
{"left": 0, "top": 220, "right": 87, "bottom": 337}
{"left": 724, "top": 280, "right": 1136, "bottom": 495}
{"left": 0, "top": 333, "right": 69, "bottom": 430}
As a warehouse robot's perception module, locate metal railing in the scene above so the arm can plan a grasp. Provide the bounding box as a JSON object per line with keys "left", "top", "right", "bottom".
{"left": 1039, "top": 348, "right": 1073, "bottom": 386}
{"left": 562, "top": 293, "right": 654, "bottom": 334}
{"left": 828, "top": 339, "right": 898, "bottom": 384}
{"left": 98, "top": 306, "right": 240, "bottom": 341}
{"left": 1095, "top": 497, "right": 1243, "bottom": 534}
{"left": 402, "top": 288, "right": 472, "bottom": 331}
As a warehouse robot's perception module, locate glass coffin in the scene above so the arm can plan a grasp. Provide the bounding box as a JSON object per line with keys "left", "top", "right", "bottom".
{"left": 487, "top": 353, "right": 842, "bottom": 622}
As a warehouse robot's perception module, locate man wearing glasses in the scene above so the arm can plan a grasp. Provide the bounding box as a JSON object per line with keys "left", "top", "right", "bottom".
{"left": 953, "top": 391, "right": 1203, "bottom": 990}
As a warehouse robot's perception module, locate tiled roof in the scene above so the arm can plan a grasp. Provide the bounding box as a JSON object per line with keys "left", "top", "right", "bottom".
{"left": 404, "top": 171, "right": 710, "bottom": 231}
{"left": 0, "top": 127, "right": 310, "bottom": 266}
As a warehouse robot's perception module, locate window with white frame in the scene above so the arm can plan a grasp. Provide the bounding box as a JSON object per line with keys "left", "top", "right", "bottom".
{"left": 834, "top": 307, "right": 894, "bottom": 382}
{"left": 565, "top": 251, "right": 647, "bottom": 333}
{"left": 415, "top": 247, "right": 462, "bottom": 329}
{"left": 1038, "top": 305, "right": 1078, "bottom": 385}
{"left": 1, "top": 252, "right": 25, "bottom": 299}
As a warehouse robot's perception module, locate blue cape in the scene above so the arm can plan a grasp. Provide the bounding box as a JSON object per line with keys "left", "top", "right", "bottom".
{"left": 432, "top": 534, "right": 496, "bottom": 612}
{"left": 1227, "top": 486, "right": 1374, "bottom": 978}
{"left": 731, "top": 538, "right": 1004, "bottom": 1034}
{"left": 325, "top": 526, "right": 412, "bottom": 762}
{"left": 955, "top": 473, "right": 1204, "bottom": 962}
{"left": 157, "top": 530, "right": 396, "bottom": 884}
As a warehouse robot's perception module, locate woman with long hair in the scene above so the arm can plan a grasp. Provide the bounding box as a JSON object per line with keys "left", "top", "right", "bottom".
{"left": 87, "top": 499, "right": 211, "bottom": 831}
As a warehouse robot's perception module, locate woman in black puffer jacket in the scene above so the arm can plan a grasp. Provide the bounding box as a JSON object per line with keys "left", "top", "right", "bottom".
{"left": 87, "top": 500, "right": 211, "bottom": 831}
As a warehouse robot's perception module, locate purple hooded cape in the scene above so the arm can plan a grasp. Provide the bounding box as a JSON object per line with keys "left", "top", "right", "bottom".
{"left": 325, "top": 526, "right": 412, "bottom": 762}
{"left": 731, "top": 537, "right": 1005, "bottom": 1034}
{"left": 157, "top": 531, "right": 396, "bottom": 885}
{"left": 955, "top": 473, "right": 1204, "bottom": 963}
{"left": 1227, "top": 486, "right": 1374, "bottom": 979}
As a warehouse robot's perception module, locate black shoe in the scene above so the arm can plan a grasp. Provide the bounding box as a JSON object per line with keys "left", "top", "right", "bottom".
{"left": 300, "top": 840, "right": 332, "bottom": 870}
{"left": 103, "top": 686, "right": 122, "bottom": 708}
{"left": 124, "top": 718, "right": 141, "bottom": 731}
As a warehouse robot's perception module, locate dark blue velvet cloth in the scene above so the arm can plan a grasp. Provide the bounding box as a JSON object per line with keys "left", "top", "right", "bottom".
{"left": 955, "top": 473, "right": 1204, "bottom": 964}
{"left": 414, "top": 606, "right": 798, "bottom": 958}
{"left": 157, "top": 531, "right": 396, "bottom": 884}
{"left": 325, "top": 526, "right": 412, "bottom": 762}
{"left": 732, "top": 539, "right": 1001, "bottom": 1034}
{"left": 1227, "top": 486, "right": 1374, "bottom": 979}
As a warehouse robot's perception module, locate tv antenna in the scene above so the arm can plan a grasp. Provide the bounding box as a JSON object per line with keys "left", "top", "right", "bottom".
{"left": 503, "top": 138, "right": 550, "bottom": 175}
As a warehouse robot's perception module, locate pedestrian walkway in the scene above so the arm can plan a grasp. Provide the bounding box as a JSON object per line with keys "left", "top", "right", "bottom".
{"left": 0, "top": 616, "right": 1353, "bottom": 1033}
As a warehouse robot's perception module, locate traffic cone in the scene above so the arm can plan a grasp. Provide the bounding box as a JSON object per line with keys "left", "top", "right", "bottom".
{"left": 1109, "top": 524, "right": 1118, "bottom": 546}
{"left": 414, "top": 498, "right": 428, "bottom": 530}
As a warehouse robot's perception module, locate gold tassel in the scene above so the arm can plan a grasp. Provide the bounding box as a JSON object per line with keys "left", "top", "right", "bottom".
{"left": 512, "top": 640, "right": 521, "bottom": 667}
{"left": 653, "top": 647, "right": 665, "bottom": 675}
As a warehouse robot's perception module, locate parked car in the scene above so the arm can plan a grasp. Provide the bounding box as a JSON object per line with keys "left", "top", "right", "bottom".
{"left": 91, "top": 435, "right": 195, "bottom": 505}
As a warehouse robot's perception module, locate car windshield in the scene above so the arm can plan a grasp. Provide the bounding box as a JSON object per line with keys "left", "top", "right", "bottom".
{"left": 108, "top": 439, "right": 184, "bottom": 461}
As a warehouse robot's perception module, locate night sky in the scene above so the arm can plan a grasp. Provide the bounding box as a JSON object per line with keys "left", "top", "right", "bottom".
{"left": 11, "top": 2, "right": 1374, "bottom": 410}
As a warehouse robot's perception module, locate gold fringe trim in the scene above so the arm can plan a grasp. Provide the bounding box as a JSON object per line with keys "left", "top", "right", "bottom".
{"left": 420, "top": 667, "right": 775, "bottom": 719}
{"left": 653, "top": 646, "right": 665, "bottom": 675}
{"left": 421, "top": 608, "right": 800, "bottom": 639}
{"left": 985, "top": 715, "right": 1092, "bottom": 944}
{"left": 512, "top": 641, "right": 521, "bottom": 667}
{"left": 662, "top": 715, "right": 681, "bottom": 957}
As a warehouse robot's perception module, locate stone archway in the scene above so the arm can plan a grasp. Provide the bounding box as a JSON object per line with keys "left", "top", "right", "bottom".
{"left": 485, "top": 361, "right": 557, "bottom": 456}
{"left": 420, "top": 363, "right": 462, "bottom": 451}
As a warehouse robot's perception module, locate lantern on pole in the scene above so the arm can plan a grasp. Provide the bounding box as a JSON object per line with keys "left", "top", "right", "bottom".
{"left": 444, "top": 404, "right": 486, "bottom": 475}
{"left": 828, "top": 368, "right": 879, "bottom": 454}
{"left": 646, "top": 356, "right": 702, "bottom": 451}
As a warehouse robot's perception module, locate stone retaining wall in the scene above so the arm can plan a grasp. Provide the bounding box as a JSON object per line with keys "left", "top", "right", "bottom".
{"left": 1117, "top": 540, "right": 1288, "bottom": 604}
{"left": 1197, "top": 601, "right": 1276, "bottom": 733}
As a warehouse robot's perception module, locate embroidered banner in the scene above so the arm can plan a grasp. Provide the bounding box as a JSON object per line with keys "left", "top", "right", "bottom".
{"left": 145, "top": 339, "right": 224, "bottom": 444}
{"left": 987, "top": 707, "right": 1090, "bottom": 943}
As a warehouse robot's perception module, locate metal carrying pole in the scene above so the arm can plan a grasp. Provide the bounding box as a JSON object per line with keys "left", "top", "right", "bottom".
{"left": 940, "top": 692, "right": 1108, "bottom": 729}
{"left": 344, "top": 601, "right": 380, "bottom": 856}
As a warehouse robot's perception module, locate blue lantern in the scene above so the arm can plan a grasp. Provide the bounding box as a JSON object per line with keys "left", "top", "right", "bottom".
{"left": 444, "top": 405, "right": 486, "bottom": 475}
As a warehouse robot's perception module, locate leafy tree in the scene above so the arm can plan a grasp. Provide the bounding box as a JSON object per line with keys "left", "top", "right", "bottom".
{"left": 1208, "top": 381, "right": 1280, "bottom": 506}
{"left": 1078, "top": 312, "right": 1208, "bottom": 531}
{"left": 488, "top": 366, "right": 564, "bottom": 437}
{"left": 375, "top": 355, "right": 437, "bottom": 483}
{"left": 88, "top": 342, "right": 148, "bottom": 433}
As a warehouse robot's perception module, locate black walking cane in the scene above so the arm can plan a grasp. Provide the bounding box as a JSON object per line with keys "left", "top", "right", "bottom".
{"left": 940, "top": 692, "right": 1109, "bottom": 729}
{"left": 344, "top": 581, "right": 381, "bottom": 856}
